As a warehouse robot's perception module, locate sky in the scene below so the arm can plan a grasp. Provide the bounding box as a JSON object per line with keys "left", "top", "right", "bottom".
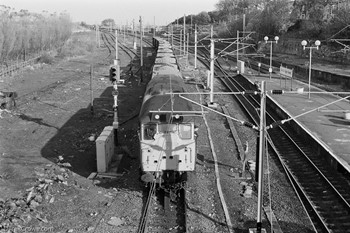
{"left": 2, "top": 0, "right": 218, "bottom": 26}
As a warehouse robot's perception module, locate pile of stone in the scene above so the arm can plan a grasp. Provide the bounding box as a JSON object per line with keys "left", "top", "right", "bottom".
{"left": 0, "top": 164, "right": 70, "bottom": 231}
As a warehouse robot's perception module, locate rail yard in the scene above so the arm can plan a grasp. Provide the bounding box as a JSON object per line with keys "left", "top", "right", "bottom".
{"left": 0, "top": 14, "right": 350, "bottom": 233}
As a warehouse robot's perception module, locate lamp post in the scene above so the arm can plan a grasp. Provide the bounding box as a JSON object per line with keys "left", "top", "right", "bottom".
{"left": 301, "top": 40, "right": 321, "bottom": 99}
{"left": 264, "top": 36, "right": 279, "bottom": 79}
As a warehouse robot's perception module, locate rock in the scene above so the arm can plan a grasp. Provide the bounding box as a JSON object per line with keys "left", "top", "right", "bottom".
{"left": 60, "top": 162, "right": 72, "bottom": 168}
{"left": 105, "top": 202, "right": 111, "bottom": 207}
{"left": 88, "top": 135, "right": 95, "bottom": 141}
{"left": 49, "top": 197, "right": 55, "bottom": 203}
{"left": 90, "top": 212, "right": 98, "bottom": 216}
{"left": 37, "top": 183, "right": 46, "bottom": 189}
{"left": 29, "top": 200, "right": 39, "bottom": 208}
{"left": 56, "top": 175, "right": 64, "bottom": 182}
{"left": 58, "top": 156, "right": 64, "bottom": 161}
{"left": 86, "top": 226, "right": 94, "bottom": 231}
{"left": 20, "top": 213, "right": 32, "bottom": 223}
{"left": 26, "top": 190, "right": 35, "bottom": 203}
{"left": 240, "top": 181, "right": 248, "bottom": 186}
{"left": 34, "top": 195, "right": 43, "bottom": 203}
{"left": 36, "top": 214, "right": 48, "bottom": 223}
{"left": 243, "top": 187, "right": 253, "bottom": 198}
{"left": 44, "top": 179, "right": 53, "bottom": 184}
{"left": 15, "top": 199, "right": 26, "bottom": 207}
{"left": 67, "top": 229, "right": 74, "bottom": 233}
{"left": 107, "top": 216, "right": 124, "bottom": 226}
{"left": 93, "top": 180, "right": 101, "bottom": 185}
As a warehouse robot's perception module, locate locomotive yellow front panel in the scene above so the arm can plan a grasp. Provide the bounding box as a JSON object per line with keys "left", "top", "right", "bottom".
{"left": 140, "top": 123, "right": 196, "bottom": 172}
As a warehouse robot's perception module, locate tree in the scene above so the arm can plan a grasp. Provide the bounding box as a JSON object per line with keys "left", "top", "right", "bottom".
{"left": 196, "top": 11, "right": 211, "bottom": 25}
{"left": 101, "top": 18, "right": 115, "bottom": 27}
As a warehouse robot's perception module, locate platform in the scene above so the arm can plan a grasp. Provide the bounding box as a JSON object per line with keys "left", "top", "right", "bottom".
{"left": 243, "top": 72, "right": 350, "bottom": 173}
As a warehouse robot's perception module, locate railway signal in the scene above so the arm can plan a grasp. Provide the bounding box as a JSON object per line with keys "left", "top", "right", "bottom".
{"left": 109, "top": 66, "right": 118, "bottom": 82}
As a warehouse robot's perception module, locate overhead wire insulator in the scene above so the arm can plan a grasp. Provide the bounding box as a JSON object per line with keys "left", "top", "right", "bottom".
{"left": 267, "top": 120, "right": 284, "bottom": 129}
{"left": 271, "top": 90, "right": 284, "bottom": 95}
{"left": 242, "top": 121, "right": 258, "bottom": 130}
{"left": 243, "top": 90, "right": 260, "bottom": 95}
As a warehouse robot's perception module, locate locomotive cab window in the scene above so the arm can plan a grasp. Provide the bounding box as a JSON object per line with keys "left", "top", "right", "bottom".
{"left": 143, "top": 123, "right": 157, "bottom": 140}
{"left": 179, "top": 124, "right": 192, "bottom": 139}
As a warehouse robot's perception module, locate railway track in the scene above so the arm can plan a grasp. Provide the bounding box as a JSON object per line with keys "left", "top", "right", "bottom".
{"left": 171, "top": 33, "right": 350, "bottom": 232}
{"left": 137, "top": 182, "right": 187, "bottom": 233}
{"left": 100, "top": 29, "right": 138, "bottom": 60}
{"left": 220, "top": 72, "right": 350, "bottom": 233}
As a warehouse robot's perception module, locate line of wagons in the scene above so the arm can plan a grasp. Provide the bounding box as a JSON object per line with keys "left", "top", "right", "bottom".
{"left": 138, "top": 37, "right": 198, "bottom": 188}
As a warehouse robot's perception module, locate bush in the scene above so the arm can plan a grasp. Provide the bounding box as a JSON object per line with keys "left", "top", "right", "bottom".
{"left": 58, "top": 31, "right": 96, "bottom": 58}
{"left": 38, "top": 53, "right": 55, "bottom": 64}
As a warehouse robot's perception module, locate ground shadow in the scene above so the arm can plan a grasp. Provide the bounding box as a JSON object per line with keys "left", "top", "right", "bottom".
{"left": 324, "top": 114, "right": 350, "bottom": 126}
{"left": 40, "top": 42, "right": 156, "bottom": 193}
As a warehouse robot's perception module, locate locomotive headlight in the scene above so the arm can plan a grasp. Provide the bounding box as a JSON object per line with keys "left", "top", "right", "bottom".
{"left": 155, "top": 114, "right": 160, "bottom": 119}
{"left": 175, "top": 114, "right": 180, "bottom": 119}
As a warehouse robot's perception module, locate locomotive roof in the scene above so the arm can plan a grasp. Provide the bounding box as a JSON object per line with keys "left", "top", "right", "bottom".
{"left": 155, "top": 56, "right": 176, "bottom": 64}
{"left": 145, "top": 74, "right": 185, "bottom": 96}
{"left": 152, "top": 65, "right": 180, "bottom": 76}
{"left": 139, "top": 94, "right": 193, "bottom": 123}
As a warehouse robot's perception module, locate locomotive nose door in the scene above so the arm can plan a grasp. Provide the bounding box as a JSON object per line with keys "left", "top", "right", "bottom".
{"left": 162, "top": 133, "right": 180, "bottom": 170}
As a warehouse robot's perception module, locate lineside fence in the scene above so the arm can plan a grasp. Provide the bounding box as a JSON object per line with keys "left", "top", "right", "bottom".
{"left": 0, "top": 53, "right": 42, "bottom": 78}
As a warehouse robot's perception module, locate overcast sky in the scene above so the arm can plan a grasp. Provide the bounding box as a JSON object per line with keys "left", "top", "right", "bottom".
{"left": 2, "top": 0, "right": 218, "bottom": 25}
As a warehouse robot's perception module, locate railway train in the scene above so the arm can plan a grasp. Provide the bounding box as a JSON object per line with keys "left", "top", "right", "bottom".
{"left": 139, "top": 37, "right": 197, "bottom": 188}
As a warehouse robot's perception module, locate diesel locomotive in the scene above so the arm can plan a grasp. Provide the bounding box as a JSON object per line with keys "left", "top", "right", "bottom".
{"left": 139, "top": 37, "right": 197, "bottom": 187}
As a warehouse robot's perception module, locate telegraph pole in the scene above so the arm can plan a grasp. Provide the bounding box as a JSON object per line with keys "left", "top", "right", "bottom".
{"left": 243, "top": 13, "right": 246, "bottom": 55}
{"left": 95, "top": 24, "right": 98, "bottom": 45}
{"left": 209, "top": 25, "right": 214, "bottom": 104}
{"left": 123, "top": 24, "right": 126, "bottom": 42}
{"left": 183, "top": 14, "right": 186, "bottom": 56}
{"left": 114, "top": 30, "right": 120, "bottom": 82}
{"left": 153, "top": 16, "right": 156, "bottom": 37}
{"left": 194, "top": 25, "right": 198, "bottom": 69}
{"left": 256, "top": 81, "right": 266, "bottom": 233}
{"left": 171, "top": 25, "right": 174, "bottom": 47}
{"left": 139, "top": 16, "right": 143, "bottom": 81}
{"left": 180, "top": 30, "right": 182, "bottom": 55}
{"left": 186, "top": 33, "right": 189, "bottom": 65}
{"left": 133, "top": 19, "right": 136, "bottom": 49}
{"left": 237, "top": 30, "right": 239, "bottom": 64}
{"left": 190, "top": 15, "right": 193, "bottom": 33}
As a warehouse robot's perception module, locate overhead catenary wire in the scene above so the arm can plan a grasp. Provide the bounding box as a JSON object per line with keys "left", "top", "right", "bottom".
{"left": 179, "top": 94, "right": 258, "bottom": 130}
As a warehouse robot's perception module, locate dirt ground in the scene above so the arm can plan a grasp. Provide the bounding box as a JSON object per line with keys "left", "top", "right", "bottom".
{"left": 0, "top": 31, "right": 314, "bottom": 233}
